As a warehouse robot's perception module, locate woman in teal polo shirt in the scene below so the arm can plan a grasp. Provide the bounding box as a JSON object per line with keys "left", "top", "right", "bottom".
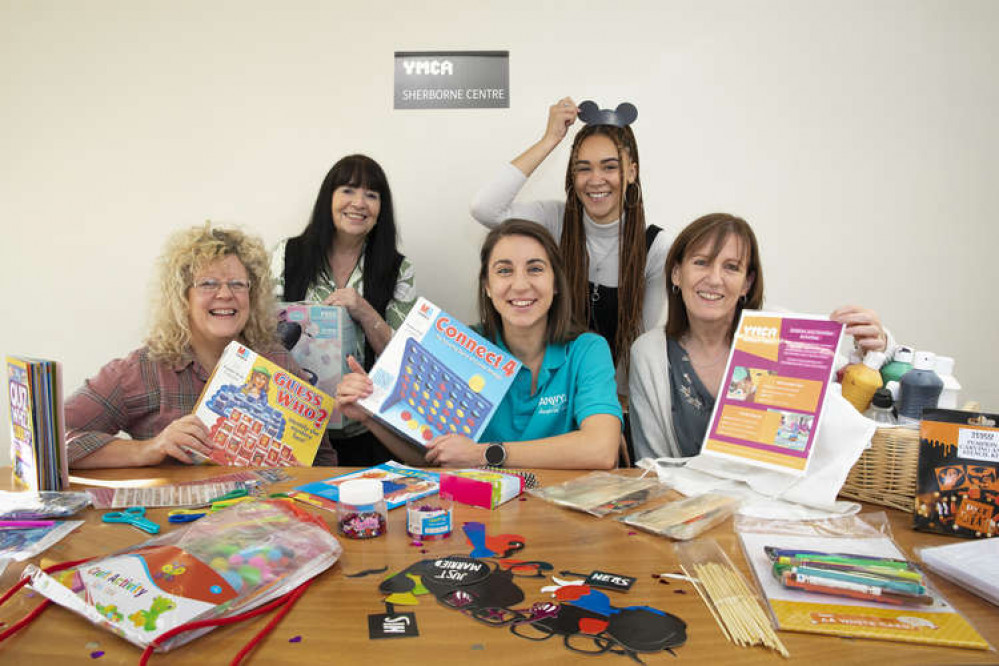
{"left": 336, "top": 219, "right": 623, "bottom": 469}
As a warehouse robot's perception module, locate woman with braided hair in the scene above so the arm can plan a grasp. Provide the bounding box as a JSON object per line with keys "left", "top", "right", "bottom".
{"left": 470, "top": 97, "right": 669, "bottom": 391}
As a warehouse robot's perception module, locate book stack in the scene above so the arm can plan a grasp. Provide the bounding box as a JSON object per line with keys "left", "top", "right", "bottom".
{"left": 6, "top": 356, "right": 68, "bottom": 491}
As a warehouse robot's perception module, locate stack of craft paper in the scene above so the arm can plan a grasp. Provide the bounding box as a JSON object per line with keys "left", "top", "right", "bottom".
{"left": 919, "top": 539, "right": 999, "bottom": 607}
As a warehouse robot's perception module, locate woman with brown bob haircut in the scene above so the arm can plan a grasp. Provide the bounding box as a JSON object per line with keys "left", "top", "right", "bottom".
{"left": 629, "top": 213, "right": 892, "bottom": 460}
{"left": 336, "top": 220, "right": 623, "bottom": 469}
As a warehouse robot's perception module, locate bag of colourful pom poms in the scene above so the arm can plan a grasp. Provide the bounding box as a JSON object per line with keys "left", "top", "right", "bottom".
{"left": 5, "top": 499, "right": 341, "bottom": 663}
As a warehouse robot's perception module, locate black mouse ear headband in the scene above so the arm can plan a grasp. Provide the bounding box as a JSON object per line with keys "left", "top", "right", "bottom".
{"left": 577, "top": 101, "right": 638, "bottom": 128}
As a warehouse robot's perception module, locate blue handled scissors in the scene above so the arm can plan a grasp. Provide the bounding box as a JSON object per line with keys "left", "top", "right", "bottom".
{"left": 102, "top": 506, "right": 160, "bottom": 534}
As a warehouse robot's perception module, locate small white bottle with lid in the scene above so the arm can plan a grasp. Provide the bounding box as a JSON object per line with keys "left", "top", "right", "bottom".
{"left": 337, "top": 479, "right": 388, "bottom": 539}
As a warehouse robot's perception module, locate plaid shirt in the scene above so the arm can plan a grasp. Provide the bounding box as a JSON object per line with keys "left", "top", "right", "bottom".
{"left": 65, "top": 346, "right": 336, "bottom": 466}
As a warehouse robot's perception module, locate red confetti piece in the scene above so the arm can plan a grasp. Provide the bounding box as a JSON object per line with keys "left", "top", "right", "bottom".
{"left": 658, "top": 579, "right": 670, "bottom": 585}
{"left": 90, "top": 651, "right": 105, "bottom": 659}
{"left": 288, "top": 635, "right": 302, "bottom": 643}
{"left": 518, "top": 497, "right": 527, "bottom": 502}
{"left": 627, "top": 531, "right": 637, "bottom": 536}
{"left": 420, "top": 549, "right": 428, "bottom": 554}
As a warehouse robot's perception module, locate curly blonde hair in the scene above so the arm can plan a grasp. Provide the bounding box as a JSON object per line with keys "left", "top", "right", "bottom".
{"left": 146, "top": 223, "right": 277, "bottom": 365}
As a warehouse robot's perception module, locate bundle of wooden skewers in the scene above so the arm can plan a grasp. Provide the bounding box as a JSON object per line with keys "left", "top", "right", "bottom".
{"left": 676, "top": 540, "right": 789, "bottom": 658}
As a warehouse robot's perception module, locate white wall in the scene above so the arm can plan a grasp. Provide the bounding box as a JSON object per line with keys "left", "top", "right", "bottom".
{"left": 2, "top": 0, "right": 997, "bottom": 465}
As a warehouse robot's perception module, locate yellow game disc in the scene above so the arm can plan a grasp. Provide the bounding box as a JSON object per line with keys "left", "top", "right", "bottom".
{"left": 468, "top": 375, "right": 485, "bottom": 393}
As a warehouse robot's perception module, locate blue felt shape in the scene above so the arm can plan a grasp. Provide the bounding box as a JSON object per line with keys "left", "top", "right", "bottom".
{"left": 462, "top": 521, "right": 495, "bottom": 558}
{"left": 568, "top": 589, "right": 614, "bottom": 616}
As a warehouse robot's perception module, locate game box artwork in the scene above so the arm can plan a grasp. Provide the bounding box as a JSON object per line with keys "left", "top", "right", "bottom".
{"left": 277, "top": 302, "right": 355, "bottom": 430}
{"left": 914, "top": 408, "right": 999, "bottom": 538}
{"left": 358, "top": 298, "right": 521, "bottom": 446}
{"left": 193, "top": 342, "right": 334, "bottom": 466}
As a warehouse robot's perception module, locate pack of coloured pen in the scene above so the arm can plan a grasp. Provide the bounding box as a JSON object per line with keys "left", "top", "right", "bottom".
{"left": 357, "top": 298, "right": 521, "bottom": 446}
{"left": 737, "top": 522, "right": 991, "bottom": 649}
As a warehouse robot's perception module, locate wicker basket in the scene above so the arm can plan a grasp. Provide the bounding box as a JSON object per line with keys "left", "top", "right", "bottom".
{"left": 840, "top": 425, "right": 920, "bottom": 512}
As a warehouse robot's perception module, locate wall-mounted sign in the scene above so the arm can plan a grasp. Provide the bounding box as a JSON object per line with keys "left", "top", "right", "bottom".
{"left": 394, "top": 50, "right": 509, "bottom": 110}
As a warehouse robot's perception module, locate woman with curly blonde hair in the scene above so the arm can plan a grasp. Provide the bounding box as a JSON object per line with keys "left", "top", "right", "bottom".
{"left": 66, "top": 223, "right": 336, "bottom": 468}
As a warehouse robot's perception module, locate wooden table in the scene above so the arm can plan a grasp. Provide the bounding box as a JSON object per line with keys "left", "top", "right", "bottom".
{"left": 1, "top": 467, "right": 997, "bottom": 664}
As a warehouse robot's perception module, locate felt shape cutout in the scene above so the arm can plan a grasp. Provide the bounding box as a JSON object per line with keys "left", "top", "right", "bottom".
{"left": 498, "top": 559, "right": 554, "bottom": 578}
{"left": 368, "top": 612, "right": 419, "bottom": 639}
{"left": 378, "top": 571, "right": 416, "bottom": 595}
{"left": 566, "top": 589, "right": 614, "bottom": 616}
{"left": 577, "top": 101, "right": 638, "bottom": 128}
{"left": 462, "top": 521, "right": 525, "bottom": 559}
{"left": 607, "top": 606, "right": 687, "bottom": 653}
{"left": 419, "top": 556, "right": 492, "bottom": 587}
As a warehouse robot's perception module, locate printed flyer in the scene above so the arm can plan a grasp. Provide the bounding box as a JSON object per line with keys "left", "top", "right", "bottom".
{"left": 358, "top": 297, "right": 521, "bottom": 446}
{"left": 701, "top": 311, "right": 843, "bottom": 475}
{"left": 193, "top": 342, "right": 334, "bottom": 466}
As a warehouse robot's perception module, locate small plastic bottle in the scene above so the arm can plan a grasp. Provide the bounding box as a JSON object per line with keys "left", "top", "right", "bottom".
{"left": 897, "top": 351, "right": 944, "bottom": 423}
{"left": 337, "top": 479, "right": 387, "bottom": 539}
{"left": 881, "top": 346, "right": 914, "bottom": 385}
{"left": 841, "top": 350, "right": 886, "bottom": 413}
{"left": 934, "top": 356, "right": 961, "bottom": 410}
{"left": 864, "top": 387, "right": 897, "bottom": 425}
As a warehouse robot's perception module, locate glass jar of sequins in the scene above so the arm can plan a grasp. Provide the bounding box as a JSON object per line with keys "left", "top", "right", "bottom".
{"left": 337, "top": 479, "right": 387, "bottom": 539}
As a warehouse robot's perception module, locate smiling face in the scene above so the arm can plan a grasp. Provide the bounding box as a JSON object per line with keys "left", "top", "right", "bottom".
{"left": 484, "top": 234, "right": 555, "bottom": 338}
{"left": 572, "top": 133, "right": 637, "bottom": 224}
{"left": 187, "top": 255, "right": 251, "bottom": 353}
{"left": 671, "top": 232, "right": 753, "bottom": 331}
{"left": 331, "top": 184, "right": 381, "bottom": 241}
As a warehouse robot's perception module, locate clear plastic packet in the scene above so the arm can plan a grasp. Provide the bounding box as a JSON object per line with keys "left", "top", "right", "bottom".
{"left": 25, "top": 499, "right": 341, "bottom": 652}
{"left": 0, "top": 491, "right": 91, "bottom": 519}
{"left": 1, "top": 521, "right": 84, "bottom": 561}
{"left": 618, "top": 493, "right": 740, "bottom": 540}
{"left": 674, "top": 538, "right": 788, "bottom": 656}
{"left": 733, "top": 512, "right": 992, "bottom": 650}
{"left": 528, "top": 471, "right": 665, "bottom": 517}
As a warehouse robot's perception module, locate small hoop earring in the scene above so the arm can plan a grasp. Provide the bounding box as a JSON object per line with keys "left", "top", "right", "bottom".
{"left": 625, "top": 181, "right": 643, "bottom": 207}
{"left": 671, "top": 284, "right": 679, "bottom": 295}
{"left": 739, "top": 294, "right": 747, "bottom": 305}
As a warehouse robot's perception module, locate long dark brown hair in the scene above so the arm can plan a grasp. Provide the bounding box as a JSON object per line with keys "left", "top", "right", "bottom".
{"left": 664, "top": 213, "right": 764, "bottom": 341}
{"left": 478, "top": 219, "right": 586, "bottom": 345}
{"left": 560, "top": 124, "right": 646, "bottom": 371}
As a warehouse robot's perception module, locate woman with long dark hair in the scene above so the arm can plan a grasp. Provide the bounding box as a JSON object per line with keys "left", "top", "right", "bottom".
{"left": 470, "top": 97, "right": 670, "bottom": 387}
{"left": 273, "top": 154, "right": 416, "bottom": 465}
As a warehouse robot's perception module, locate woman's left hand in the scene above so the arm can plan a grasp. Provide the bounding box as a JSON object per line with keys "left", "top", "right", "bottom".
{"left": 830, "top": 305, "right": 888, "bottom": 353}
{"left": 424, "top": 433, "right": 486, "bottom": 467}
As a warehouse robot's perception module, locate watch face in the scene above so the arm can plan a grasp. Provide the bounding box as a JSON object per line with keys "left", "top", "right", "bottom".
{"left": 485, "top": 443, "right": 505, "bottom": 466}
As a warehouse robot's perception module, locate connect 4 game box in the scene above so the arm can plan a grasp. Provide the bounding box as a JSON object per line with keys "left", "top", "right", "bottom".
{"left": 277, "top": 302, "right": 355, "bottom": 429}
{"left": 193, "top": 342, "right": 334, "bottom": 466}
{"left": 358, "top": 297, "right": 521, "bottom": 446}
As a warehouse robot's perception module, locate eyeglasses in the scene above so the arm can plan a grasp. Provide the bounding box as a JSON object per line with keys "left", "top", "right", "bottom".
{"left": 192, "top": 279, "right": 251, "bottom": 294}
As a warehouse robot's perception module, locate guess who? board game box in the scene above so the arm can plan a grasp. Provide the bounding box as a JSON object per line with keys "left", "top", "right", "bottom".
{"left": 277, "top": 302, "right": 356, "bottom": 430}
{"left": 358, "top": 297, "right": 521, "bottom": 445}
{"left": 193, "top": 341, "right": 334, "bottom": 466}
{"left": 914, "top": 408, "right": 998, "bottom": 538}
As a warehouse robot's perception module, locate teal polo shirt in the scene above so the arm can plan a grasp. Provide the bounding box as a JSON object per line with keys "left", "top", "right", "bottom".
{"left": 480, "top": 332, "right": 623, "bottom": 443}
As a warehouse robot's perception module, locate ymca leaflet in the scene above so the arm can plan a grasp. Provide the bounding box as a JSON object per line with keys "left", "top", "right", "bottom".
{"left": 701, "top": 311, "right": 843, "bottom": 475}
{"left": 6, "top": 356, "right": 68, "bottom": 491}
{"left": 193, "top": 341, "right": 334, "bottom": 466}
{"left": 358, "top": 297, "right": 521, "bottom": 446}
{"left": 277, "top": 302, "right": 356, "bottom": 430}
{"left": 292, "top": 461, "right": 440, "bottom": 510}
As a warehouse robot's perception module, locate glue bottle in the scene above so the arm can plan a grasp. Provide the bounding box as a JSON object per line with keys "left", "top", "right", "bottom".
{"left": 864, "top": 388, "right": 897, "bottom": 425}
{"left": 880, "top": 346, "right": 914, "bottom": 385}
{"left": 897, "top": 351, "right": 944, "bottom": 423}
{"left": 841, "top": 350, "right": 885, "bottom": 413}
